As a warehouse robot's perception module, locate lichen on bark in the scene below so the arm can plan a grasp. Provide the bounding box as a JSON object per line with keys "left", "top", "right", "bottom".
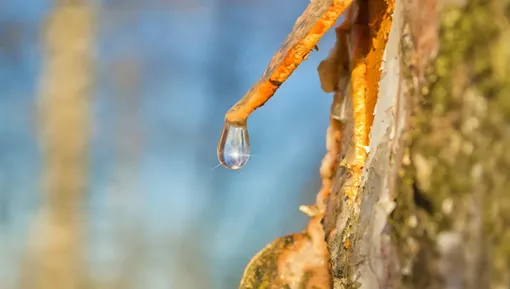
{"left": 392, "top": 0, "right": 510, "bottom": 288}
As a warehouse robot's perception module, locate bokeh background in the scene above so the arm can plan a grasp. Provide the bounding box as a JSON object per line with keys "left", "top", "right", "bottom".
{"left": 0, "top": 0, "right": 341, "bottom": 288}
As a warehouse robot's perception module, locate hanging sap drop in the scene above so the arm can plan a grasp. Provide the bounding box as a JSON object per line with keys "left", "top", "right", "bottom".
{"left": 217, "top": 122, "right": 250, "bottom": 170}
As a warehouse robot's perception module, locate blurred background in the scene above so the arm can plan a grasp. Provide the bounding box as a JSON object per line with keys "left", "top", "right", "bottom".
{"left": 0, "top": 0, "right": 340, "bottom": 288}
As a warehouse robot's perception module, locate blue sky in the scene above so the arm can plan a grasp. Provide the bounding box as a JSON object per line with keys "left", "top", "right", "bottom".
{"left": 0, "top": 0, "right": 342, "bottom": 288}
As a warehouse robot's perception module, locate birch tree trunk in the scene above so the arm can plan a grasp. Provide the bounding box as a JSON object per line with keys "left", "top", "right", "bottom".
{"left": 23, "top": 1, "right": 94, "bottom": 288}
{"left": 325, "top": 0, "right": 510, "bottom": 288}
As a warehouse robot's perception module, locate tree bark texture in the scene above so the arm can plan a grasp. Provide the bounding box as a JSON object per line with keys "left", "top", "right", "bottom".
{"left": 325, "top": 0, "right": 510, "bottom": 288}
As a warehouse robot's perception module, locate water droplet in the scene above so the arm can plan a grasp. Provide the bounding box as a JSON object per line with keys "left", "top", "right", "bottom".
{"left": 217, "top": 121, "right": 250, "bottom": 170}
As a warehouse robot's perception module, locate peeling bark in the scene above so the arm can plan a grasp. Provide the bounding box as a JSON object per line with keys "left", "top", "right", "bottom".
{"left": 324, "top": 1, "right": 404, "bottom": 288}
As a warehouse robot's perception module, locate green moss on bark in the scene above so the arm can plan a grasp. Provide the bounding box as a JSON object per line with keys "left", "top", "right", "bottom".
{"left": 393, "top": 0, "right": 510, "bottom": 288}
